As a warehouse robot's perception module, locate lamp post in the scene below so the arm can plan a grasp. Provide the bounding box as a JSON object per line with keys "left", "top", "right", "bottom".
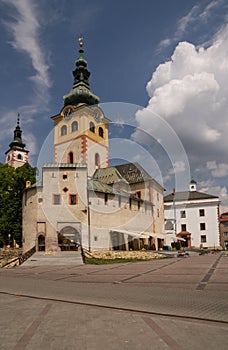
{"left": 87, "top": 177, "right": 91, "bottom": 252}
{"left": 172, "top": 188, "right": 177, "bottom": 236}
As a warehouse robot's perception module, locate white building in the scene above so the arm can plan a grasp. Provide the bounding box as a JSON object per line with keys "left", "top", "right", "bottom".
{"left": 164, "top": 180, "right": 220, "bottom": 249}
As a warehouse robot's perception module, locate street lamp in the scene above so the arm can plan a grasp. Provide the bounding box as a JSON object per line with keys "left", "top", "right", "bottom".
{"left": 172, "top": 188, "right": 177, "bottom": 236}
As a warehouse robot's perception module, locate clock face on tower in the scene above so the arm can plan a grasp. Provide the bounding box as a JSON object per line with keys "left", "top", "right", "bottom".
{"left": 90, "top": 106, "right": 102, "bottom": 122}
{"left": 63, "top": 106, "right": 74, "bottom": 120}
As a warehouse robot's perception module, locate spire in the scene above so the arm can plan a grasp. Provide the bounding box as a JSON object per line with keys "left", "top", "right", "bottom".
{"left": 63, "top": 38, "right": 100, "bottom": 107}
{"left": 9, "top": 113, "right": 26, "bottom": 149}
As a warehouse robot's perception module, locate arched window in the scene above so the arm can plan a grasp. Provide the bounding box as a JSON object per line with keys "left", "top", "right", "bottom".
{"left": 99, "top": 127, "right": 104, "bottom": 138}
{"left": 61, "top": 125, "right": 67, "bottom": 136}
{"left": 95, "top": 153, "right": 100, "bottom": 168}
{"left": 17, "top": 154, "right": 22, "bottom": 160}
{"left": 89, "top": 121, "right": 95, "bottom": 133}
{"left": 68, "top": 152, "right": 74, "bottom": 164}
{"left": 71, "top": 121, "right": 78, "bottom": 132}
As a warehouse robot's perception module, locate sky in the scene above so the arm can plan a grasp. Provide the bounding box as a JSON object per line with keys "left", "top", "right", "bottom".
{"left": 0, "top": 0, "right": 228, "bottom": 211}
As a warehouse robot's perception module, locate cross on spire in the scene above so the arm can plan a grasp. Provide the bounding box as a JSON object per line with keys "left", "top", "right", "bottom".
{"left": 78, "top": 36, "right": 84, "bottom": 48}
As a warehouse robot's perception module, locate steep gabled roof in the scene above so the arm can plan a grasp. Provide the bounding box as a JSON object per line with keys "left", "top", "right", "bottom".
{"left": 114, "top": 162, "right": 152, "bottom": 184}
{"left": 93, "top": 162, "right": 152, "bottom": 185}
{"left": 164, "top": 190, "right": 219, "bottom": 202}
{"left": 93, "top": 167, "right": 123, "bottom": 185}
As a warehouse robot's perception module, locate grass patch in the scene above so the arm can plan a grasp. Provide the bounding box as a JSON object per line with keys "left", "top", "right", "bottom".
{"left": 84, "top": 256, "right": 152, "bottom": 264}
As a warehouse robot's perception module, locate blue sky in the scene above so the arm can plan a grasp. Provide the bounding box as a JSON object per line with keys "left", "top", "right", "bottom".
{"left": 0, "top": 0, "right": 228, "bottom": 210}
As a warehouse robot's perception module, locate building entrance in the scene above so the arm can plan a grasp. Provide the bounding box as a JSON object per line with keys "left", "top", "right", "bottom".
{"left": 38, "top": 235, "right": 45, "bottom": 251}
{"left": 58, "top": 226, "right": 81, "bottom": 251}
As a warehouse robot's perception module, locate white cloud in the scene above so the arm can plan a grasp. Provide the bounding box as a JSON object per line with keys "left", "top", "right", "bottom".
{"left": 199, "top": 0, "right": 225, "bottom": 20}
{"left": 207, "top": 161, "right": 228, "bottom": 177}
{"left": 138, "top": 25, "right": 228, "bottom": 158}
{"left": 157, "top": 1, "right": 227, "bottom": 51}
{"left": 136, "top": 23, "right": 228, "bottom": 208}
{"left": 175, "top": 5, "right": 200, "bottom": 38}
{"left": 1, "top": 0, "right": 51, "bottom": 162}
{"left": 200, "top": 182, "right": 228, "bottom": 212}
{"left": 2, "top": 0, "right": 51, "bottom": 93}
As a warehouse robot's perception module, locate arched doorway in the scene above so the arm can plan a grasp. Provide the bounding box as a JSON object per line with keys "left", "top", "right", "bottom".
{"left": 178, "top": 231, "right": 191, "bottom": 248}
{"left": 38, "top": 234, "right": 45, "bottom": 251}
{"left": 58, "top": 226, "right": 81, "bottom": 251}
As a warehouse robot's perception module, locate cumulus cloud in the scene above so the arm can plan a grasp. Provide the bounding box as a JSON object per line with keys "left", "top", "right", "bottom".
{"left": 137, "top": 24, "right": 228, "bottom": 159}
{"left": 135, "top": 23, "right": 228, "bottom": 209}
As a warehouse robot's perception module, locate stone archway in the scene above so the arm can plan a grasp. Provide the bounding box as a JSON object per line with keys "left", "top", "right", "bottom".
{"left": 58, "top": 226, "right": 81, "bottom": 251}
{"left": 38, "top": 234, "right": 45, "bottom": 251}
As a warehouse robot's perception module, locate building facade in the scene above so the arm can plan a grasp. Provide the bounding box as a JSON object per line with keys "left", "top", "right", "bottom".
{"left": 22, "top": 42, "right": 164, "bottom": 253}
{"left": 164, "top": 180, "right": 220, "bottom": 249}
{"left": 219, "top": 212, "right": 228, "bottom": 249}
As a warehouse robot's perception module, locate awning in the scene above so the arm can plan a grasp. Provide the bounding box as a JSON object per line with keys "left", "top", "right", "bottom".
{"left": 165, "top": 234, "right": 186, "bottom": 242}
{"left": 176, "top": 237, "right": 186, "bottom": 242}
{"left": 110, "top": 230, "right": 165, "bottom": 239}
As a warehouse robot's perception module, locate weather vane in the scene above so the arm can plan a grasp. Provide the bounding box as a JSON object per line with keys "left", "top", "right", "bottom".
{"left": 78, "top": 36, "right": 84, "bottom": 48}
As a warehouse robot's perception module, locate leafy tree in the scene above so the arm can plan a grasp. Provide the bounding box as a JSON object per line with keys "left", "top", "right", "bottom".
{"left": 0, "top": 163, "right": 36, "bottom": 247}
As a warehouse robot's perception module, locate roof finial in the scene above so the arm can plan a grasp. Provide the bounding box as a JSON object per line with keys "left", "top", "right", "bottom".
{"left": 78, "top": 36, "right": 84, "bottom": 48}
{"left": 17, "top": 113, "right": 20, "bottom": 126}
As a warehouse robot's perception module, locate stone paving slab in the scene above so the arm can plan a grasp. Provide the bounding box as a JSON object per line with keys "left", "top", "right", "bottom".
{"left": 21, "top": 251, "right": 83, "bottom": 266}
{"left": 0, "top": 253, "right": 228, "bottom": 349}
{"left": 0, "top": 293, "right": 227, "bottom": 350}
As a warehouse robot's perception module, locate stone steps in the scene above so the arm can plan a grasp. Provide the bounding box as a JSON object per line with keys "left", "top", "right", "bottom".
{"left": 21, "top": 251, "right": 83, "bottom": 266}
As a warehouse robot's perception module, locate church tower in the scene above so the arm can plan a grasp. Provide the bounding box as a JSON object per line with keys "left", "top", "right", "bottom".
{"left": 5, "top": 114, "right": 29, "bottom": 168}
{"left": 52, "top": 39, "right": 109, "bottom": 177}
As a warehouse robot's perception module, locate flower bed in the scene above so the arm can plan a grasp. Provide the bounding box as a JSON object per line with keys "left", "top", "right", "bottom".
{"left": 84, "top": 250, "right": 166, "bottom": 264}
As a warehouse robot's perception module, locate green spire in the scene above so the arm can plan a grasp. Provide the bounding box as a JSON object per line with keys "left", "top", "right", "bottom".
{"left": 63, "top": 38, "right": 100, "bottom": 106}
{"left": 9, "top": 114, "right": 26, "bottom": 149}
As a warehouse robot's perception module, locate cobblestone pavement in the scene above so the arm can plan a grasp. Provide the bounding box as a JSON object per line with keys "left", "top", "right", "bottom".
{"left": 0, "top": 252, "right": 227, "bottom": 349}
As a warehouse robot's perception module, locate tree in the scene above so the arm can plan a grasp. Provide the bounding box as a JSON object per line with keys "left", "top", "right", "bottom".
{"left": 0, "top": 163, "right": 36, "bottom": 247}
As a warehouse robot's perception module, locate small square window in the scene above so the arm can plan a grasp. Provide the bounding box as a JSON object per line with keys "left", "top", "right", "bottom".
{"left": 199, "top": 209, "right": 205, "bottom": 217}
{"left": 201, "top": 235, "right": 207, "bottom": 243}
{"left": 38, "top": 198, "right": 43, "bottom": 203}
{"left": 180, "top": 210, "right": 186, "bottom": 218}
{"left": 69, "top": 194, "right": 77, "bottom": 205}
{"left": 181, "top": 224, "right": 187, "bottom": 231}
{"left": 63, "top": 174, "right": 68, "bottom": 180}
{"left": 200, "top": 223, "right": 206, "bottom": 230}
{"left": 53, "top": 194, "right": 61, "bottom": 205}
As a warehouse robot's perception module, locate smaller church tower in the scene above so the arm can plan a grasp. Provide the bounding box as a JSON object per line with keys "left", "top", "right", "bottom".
{"left": 189, "top": 179, "right": 197, "bottom": 192}
{"left": 5, "top": 114, "right": 29, "bottom": 168}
